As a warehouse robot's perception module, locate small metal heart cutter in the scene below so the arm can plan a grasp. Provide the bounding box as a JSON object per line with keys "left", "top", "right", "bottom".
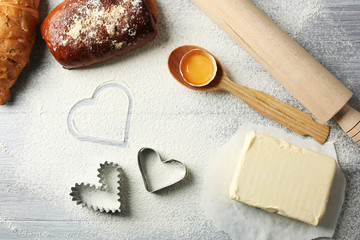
{"left": 138, "top": 148, "right": 187, "bottom": 193}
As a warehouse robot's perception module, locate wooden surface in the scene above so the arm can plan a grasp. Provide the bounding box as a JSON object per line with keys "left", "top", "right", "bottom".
{"left": 0, "top": 0, "right": 360, "bottom": 239}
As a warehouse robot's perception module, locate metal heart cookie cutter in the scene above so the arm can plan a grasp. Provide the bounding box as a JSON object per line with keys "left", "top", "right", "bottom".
{"left": 138, "top": 148, "right": 187, "bottom": 193}
{"left": 70, "top": 161, "right": 122, "bottom": 213}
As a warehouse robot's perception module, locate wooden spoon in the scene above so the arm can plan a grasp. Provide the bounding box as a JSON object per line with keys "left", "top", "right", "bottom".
{"left": 168, "top": 45, "right": 329, "bottom": 144}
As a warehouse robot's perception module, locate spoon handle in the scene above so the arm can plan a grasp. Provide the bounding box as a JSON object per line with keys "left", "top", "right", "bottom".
{"left": 218, "top": 76, "right": 329, "bottom": 144}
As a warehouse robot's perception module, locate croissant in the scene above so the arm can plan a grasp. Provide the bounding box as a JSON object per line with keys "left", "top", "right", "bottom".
{"left": 0, "top": 0, "right": 39, "bottom": 105}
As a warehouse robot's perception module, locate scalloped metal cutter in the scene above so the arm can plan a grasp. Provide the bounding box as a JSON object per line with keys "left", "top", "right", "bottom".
{"left": 70, "top": 161, "right": 122, "bottom": 213}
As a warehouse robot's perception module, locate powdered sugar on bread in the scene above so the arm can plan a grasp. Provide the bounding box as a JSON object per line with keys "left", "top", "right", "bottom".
{"left": 41, "top": 0, "right": 157, "bottom": 68}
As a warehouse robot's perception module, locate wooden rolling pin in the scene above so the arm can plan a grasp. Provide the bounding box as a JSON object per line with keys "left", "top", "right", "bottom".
{"left": 192, "top": 0, "right": 360, "bottom": 145}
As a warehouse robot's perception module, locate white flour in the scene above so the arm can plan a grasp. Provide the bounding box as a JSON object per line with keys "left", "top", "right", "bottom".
{"left": 70, "top": 85, "right": 130, "bottom": 143}
{"left": 138, "top": 148, "right": 186, "bottom": 192}
{"left": 0, "top": 0, "right": 359, "bottom": 239}
{"left": 254, "top": 0, "right": 321, "bottom": 37}
{"left": 0, "top": 142, "right": 17, "bottom": 157}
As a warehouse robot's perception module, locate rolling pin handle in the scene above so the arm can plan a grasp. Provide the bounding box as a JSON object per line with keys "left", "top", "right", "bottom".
{"left": 334, "top": 104, "right": 360, "bottom": 145}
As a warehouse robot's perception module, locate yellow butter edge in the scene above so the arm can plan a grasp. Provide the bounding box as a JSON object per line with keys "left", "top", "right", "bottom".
{"left": 228, "top": 131, "right": 338, "bottom": 226}
{"left": 229, "top": 131, "right": 256, "bottom": 199}
{"left": 312, "top": 158, "right": 337, "bottom": 226}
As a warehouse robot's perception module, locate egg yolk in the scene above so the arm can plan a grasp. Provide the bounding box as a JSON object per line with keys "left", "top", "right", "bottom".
{"left": 180, "top": 51, "right": 215, "bottom": 86}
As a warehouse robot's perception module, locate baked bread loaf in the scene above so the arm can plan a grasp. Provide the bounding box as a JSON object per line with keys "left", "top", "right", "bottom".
{"left": 40, "top": 0, "right": 158, "bottom": 69}
{"left": 0, "top": 0, "right": 39, "bottom": 105}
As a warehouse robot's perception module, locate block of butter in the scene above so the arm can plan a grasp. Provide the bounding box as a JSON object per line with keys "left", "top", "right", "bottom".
{"left": 229, "top": 131, "right": 337, "bottom": 226}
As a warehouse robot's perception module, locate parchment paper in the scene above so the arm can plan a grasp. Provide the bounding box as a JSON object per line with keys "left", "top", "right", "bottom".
{"left": 201, "top": 122, "right": 346, "bottom": 240}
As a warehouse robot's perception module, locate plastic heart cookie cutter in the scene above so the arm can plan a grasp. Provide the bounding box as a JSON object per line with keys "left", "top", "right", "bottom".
{"left": 138, "top": 148, "right": 187, "bottom": 193}
{"left": 67, "top": 82, "right": 133, "bottom": 147}
{"left": 70, "top": 161, "right": 122, "bottom": 213}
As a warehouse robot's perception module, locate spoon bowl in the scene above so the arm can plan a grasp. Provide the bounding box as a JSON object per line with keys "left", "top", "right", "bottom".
{"left": 168, "top": 45, "right": 330, "bottom": 144}
{"left": 168, "top": 45, "right": 223, "bottom": 91}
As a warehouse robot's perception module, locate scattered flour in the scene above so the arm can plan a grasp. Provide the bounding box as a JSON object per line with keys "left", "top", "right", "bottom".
{"left": 0, "top": 0, "right": 358, "bottom": 239}
{"left": 0, "top": 217, "right": 51, "bottom": 239}
{"left": 139, "top": 148, "right": 186, "bottom": 192}
{"left": 70, "top": 85, "right": 130, "bottom": 143}
{"left": 59, "top": 0, "right": 143, "bottom": 48}
{"left": 254, "top": 0, "right": 321, "bottom": 37}
{"left": 81, "top": 188, "right": 120, "bottom": 210}
{"left": 66, "top": 2, "right": 126, "bottom": 40}
{"left": 0, "top": 142, "right": 17, "bottom": 157}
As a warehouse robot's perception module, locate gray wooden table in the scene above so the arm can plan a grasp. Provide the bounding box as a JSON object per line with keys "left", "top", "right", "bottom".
{"left": 0, "top": 0, "right": 359, "bottom": 239}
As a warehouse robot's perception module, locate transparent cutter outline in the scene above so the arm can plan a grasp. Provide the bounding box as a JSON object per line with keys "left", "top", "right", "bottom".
{"left": 67, "top": 82, "right": 133, "bottom": 147}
